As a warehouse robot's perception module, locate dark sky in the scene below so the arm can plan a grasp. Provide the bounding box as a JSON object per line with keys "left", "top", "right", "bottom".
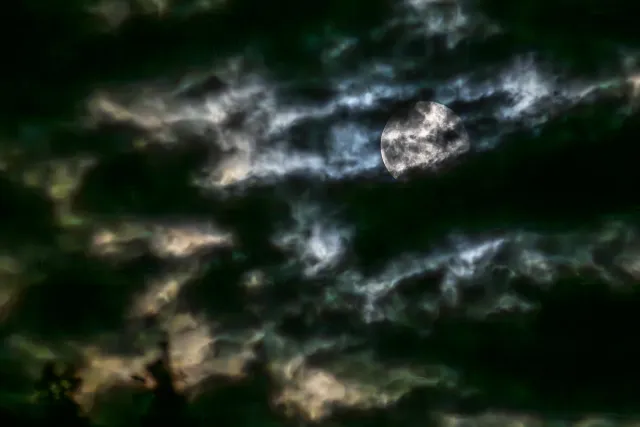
{"left": 2, "top": 1, "right": 640, "bottom": 426}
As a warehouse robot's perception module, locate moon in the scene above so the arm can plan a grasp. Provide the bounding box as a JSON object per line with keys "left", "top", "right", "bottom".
{"left": 380, "top": 101, "right": 470, "bottom": 179}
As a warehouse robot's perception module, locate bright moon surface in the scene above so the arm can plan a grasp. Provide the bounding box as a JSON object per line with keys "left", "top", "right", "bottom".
{"left": 380, "top": 101, "right": 470, "bottom": 179}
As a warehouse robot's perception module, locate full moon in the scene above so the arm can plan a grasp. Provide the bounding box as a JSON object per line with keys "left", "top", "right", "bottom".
{"left": 380, "top": 101, "right": 470, "bottom": 179}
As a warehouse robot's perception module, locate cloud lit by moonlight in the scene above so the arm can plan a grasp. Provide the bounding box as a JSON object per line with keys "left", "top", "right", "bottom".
{"left": 381, "top": 101, "right": 470, "bottom": 179}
